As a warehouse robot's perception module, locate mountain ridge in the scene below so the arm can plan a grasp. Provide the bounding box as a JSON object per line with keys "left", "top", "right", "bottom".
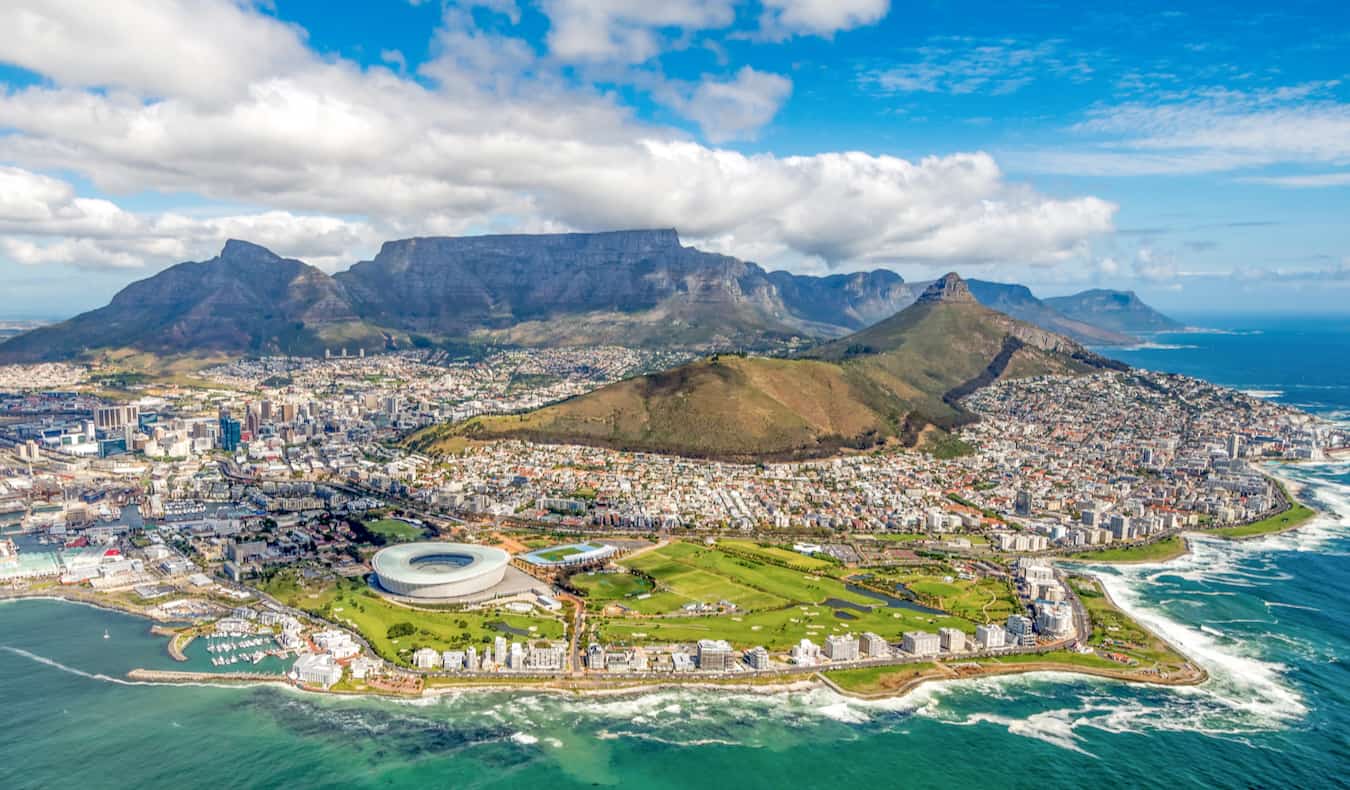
{"left": 0, "top": 231, "right": 1177, "bottom": 364}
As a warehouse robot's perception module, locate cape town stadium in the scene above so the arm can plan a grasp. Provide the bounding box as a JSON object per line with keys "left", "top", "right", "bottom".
{"left": 371, "top": 543, "right": 511, "bottom": 599}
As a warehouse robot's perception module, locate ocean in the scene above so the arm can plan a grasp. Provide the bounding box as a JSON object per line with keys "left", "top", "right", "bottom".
{"left": 2, "top": 314, "right": 1348, "bottom": 789}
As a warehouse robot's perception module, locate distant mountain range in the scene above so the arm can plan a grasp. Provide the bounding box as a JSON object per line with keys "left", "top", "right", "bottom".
{"left": 409, "top": 273, "right": 1126, "bottom": 462}
{"left": 0, "top": 230, "right": 1181, "bottom": 364}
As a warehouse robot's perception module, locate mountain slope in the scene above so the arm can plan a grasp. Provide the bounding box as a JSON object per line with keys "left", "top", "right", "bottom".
{"left": 413, "top": 274, "right": 1124, "bottom": 461}
{"left": 1045, "top": 289, "right": 1184, "bottom": 334}
{"left": 0, "top": 241, "right": 392, "bottom": 363}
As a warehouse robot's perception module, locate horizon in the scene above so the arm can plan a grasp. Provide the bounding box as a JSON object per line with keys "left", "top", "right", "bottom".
{"left": 1, "top": 1, "right": 1347, "bottom": 317}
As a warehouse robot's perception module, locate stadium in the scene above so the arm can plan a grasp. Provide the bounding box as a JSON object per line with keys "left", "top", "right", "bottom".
{"left": 371, "top": 542, "right": 511, "bottom": 599}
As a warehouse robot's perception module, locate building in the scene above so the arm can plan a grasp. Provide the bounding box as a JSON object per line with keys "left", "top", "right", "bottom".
{"left": 95, "top": 404, "right": 139, "bottom": 434}
{"left": 524, "top": 644, "right": 566, "bottom": 671}
{"left": 291, "top": 653, "right": 342, "bottom": 689}
{"left": 371, "top": 542, "right": 511, "bottom": 599}
{"left": 1006, "top": 615, "right": 1037, "bottom": 646}
{"left": 586, "top": 643, "right": 606, "bottom": 670}
{"left": 697, "top": 639, "right": 734, "bottom": 671}
{"left": 901, "top": 631, "right": 941, "bottom": 656}
{"left": 1036, "top": 602, "right": 1075, "bottom": 638}
{"left": 413, "top": 647, "right": 441, "bottom": 669}
{"left": 939, "top": 627, "right": 966, "bottom": 653}
{"left": 860, "top": 632, "right": 889, "bottom": 658}
{"left": 975, "top": 623, "right": 1006, "bottom": 649}
{"left": 442, "top": 650, "right": 466, "bottom": 671}
{"left": 493, "top": 635, "right": 508, "bottom": 667}
{"left": 823, "top": 634, "right": 859, "bottom": 661}
{"left": 744, "top": 646, "right": 770, "bottom": 670}
{"left": 219, "top": 414, "right": 242, "bottom": 452}
{"left": 790, "top": 638, "right": 820, "bottom": 666}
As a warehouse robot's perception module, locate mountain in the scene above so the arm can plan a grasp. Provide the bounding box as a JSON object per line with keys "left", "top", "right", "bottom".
{"left": 334, "top": 229, "right": 917, "bottom": 348}
{"left": 0, "top": 231, "right": 1179, "bottom": 365}
{"left": 0, "top": 240, "right": 394, "bottom": 364}
{"left": 966, "top": 280, "right": 1137, "bottom": 346}
{"left": 1044, "top": 289, "right": 1185, "bottom": 334}
{"left": 411, "top": 273, "right": 1125, "bottom": 461}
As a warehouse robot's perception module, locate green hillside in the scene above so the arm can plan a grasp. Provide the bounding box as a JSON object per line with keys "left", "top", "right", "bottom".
{"left": 407, "top": 274, "right": 1120, "bottom": 461}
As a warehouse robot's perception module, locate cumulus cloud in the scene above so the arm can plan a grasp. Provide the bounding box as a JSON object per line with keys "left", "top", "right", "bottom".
{"left": 0, "top": 0, "right": 310, "bottom": 105}
{"left": 758, "top": 0, "right": 890, "bottom": 39}
{"left": 541, "top": 0, "right": 737, "bottom": 63}
{"left": 0, "top": 0, "right": 1114, "bottom": 275}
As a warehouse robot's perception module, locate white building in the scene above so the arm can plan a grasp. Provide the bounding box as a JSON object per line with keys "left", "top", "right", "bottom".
{"left": 744, "top": 646, "right": 770, "bottom": 670}
{"left": 291, "top": 653, "right": 342, "bottom": 689}
{"left": 697, "top": 639, "right": 735, "bottom": 671}
{"left": 975, "top": 623, "right": 1006, "bottom": 649}
{"left": 412, "top": 647, "right": 441, "bottom": 669}
{"left": 860, "top": 632, "right": 889, "bottom": 658}
{"left": 790, "top": 638, "right": 821, "bottom": 666}
{"left": 312, "top": 629, "right": 360, "bottom": 659}
{"left": 938, "top": 627, "right": 966, "bottom": 653}
{"left": 823, "top": 634, "right": 860, "bottom": 662}
{"left": 901, "top": 631, "right": 940, "bottom": 656}
{"left": 1006, "top": 615, "right": 1037, "bottom": 646}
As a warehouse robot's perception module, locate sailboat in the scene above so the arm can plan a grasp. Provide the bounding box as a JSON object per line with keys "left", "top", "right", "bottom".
{"left": 103, "top": 629, "right": 110, "bottom": 639}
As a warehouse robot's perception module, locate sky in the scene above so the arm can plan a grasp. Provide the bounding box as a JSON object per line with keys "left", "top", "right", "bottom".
{"left": 0, "top": 0, "right": 1347, "bottom": 319}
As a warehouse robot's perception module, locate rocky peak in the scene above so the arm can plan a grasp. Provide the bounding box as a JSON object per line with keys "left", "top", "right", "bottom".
{"left": 917, "top": 272, "right": 975, "bottom": 304}
{"left": 218, "top": 239, "right": 283, "bottom": 263}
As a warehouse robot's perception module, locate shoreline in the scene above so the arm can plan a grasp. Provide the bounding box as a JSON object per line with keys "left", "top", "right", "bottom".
{"left": 1, "top": 590, "right": 1209, "bottom": 705}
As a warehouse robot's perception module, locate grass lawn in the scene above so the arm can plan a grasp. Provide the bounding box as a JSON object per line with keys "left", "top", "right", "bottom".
{"left": 824, "top": 662, "right": 940, "bottom": 695}
{"left": 262, "top": 572, "right": 564, "bottom": 666}
{"left": 717, "top": 539, "right": 835, "bottom": 571}
{"left": 534, "top": 545, "right": 585, "bottom": 562}
{"left": 1209, "top": 501, "right": 1315, "bottom": 539}
{"left": 364, "top": 518, "right": 425, "bottom": 542}
{"left": 857, "top": 565, "right": 1019, "bottom": 624}
{"left": 974, "top": 650, "right": 1124, "bottom": 671}
{"left": 1066, "top": 576, "right": 1190, "bottom": 673}
{"left": 571, "top": 571, "right": 654, "bottom": 606}
{"left": 1067, "top": 535, "right": 1187, "bottom": 563}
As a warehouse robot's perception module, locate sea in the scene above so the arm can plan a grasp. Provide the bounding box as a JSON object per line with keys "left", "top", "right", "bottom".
{"left": 3, "top": 314, "right": 1349, "bottom": 789}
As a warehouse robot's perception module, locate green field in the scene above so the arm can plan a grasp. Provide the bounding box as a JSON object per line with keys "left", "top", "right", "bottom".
{"left": 364, "top": 518, "right": 425, "bottom": 542}
{"left": 858, "top": 565, "right": 1019, "bottom": 624}
{"left": 1067, "top": 535, "right": 1187, "bottom": 563}
{"left": 1209, "top": 500, "right": 1315, "bottom": 538}
{"left": 598, "top": 542, "right": 974, "bottom": 649}
{"left": 262, "top": 572, "right": 564, "bottom": 666}
{"left": 1066, "top": 576, "right": 1190, "bottom": 673}
{"left": 716, "top": 539, "right": 836, "bottom": 571}
{"left": 571, "top": 571, "right": 654, "bottom": 606}
{"left": 824, "top": 662, "right": 940, "bottom": 695}
{"left": 534, "top": 546, "right": 585, "bottom": 562}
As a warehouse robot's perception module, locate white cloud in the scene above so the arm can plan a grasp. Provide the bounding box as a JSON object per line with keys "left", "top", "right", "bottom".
{"left": 0, "top": 1, "right": 1114, "bottom": 276}
{"left": 1237, "top": 172, "right": 1350, "bottom": 188}
{"left": 1017, "top": 82, "right": 1350, "bottom": 176}
{"left": 759, "top": 0, "right": 889, "bottom": 39}
{"left": 662, "top": 66, "right": 792, "bottom": 142}
{"left": 0, "top": 166, "right": 379, "bottom": 271}
{"left": 541, "top": 0, "right": 736, "bottom": 63}
{"left": 0, "top": 0, "right": 310, "bottom": 104}
{"left": 860, "top": 38, "right": 1091, "bottom": 96}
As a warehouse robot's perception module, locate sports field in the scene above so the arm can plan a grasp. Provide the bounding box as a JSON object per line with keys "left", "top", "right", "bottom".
{"left": 534, "top": 546, "right": 585, "bottom": 562}
{"left": 571, "top": 571, "right": 654, "bottom": 606}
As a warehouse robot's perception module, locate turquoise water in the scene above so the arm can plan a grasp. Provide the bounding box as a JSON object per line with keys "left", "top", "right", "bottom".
{"left": 3, "top": 316, "right": 1349, "bottom": 789}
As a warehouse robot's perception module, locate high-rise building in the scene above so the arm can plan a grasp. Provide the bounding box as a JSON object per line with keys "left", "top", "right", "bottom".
{"left": 744, "top": 646, "right": 770, "bottom": 669}
{"left": 697, "top": 639, "right": 734, "bottom": 671}
{"left": 219, "top": 414, "right": 242, "bottom": 452}
{"left": 975, "top": 623, "right": 1006, "bottom": 649}
{"left": 1006, "top": 615, "right": 1037, "bottom": 646}
{"left": 823, "top": 634, "right": 860, "bottom": 661}
{"left": 901, "top": 631, "right": 941, "bottom": 656}
{"left": 860, "top": 632, "right": 889, "bottom": 657}
{"left": 939, "top": 627, "right": 966, "bottom": 653}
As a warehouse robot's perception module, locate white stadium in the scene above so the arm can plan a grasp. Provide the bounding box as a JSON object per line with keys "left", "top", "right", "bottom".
{"left": 371, "top": 542, "right": 511, "bottom": 599}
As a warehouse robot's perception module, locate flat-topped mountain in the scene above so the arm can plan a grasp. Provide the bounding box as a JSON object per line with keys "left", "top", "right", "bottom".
{"left": 0, "top": 231, "right": 1178, "bottom": 365}
{"left": 413, "top": 274, "right": 1125, "bottom": 461}
{"left": 1045, "top": 289, "right": 1185, "bottom": 334}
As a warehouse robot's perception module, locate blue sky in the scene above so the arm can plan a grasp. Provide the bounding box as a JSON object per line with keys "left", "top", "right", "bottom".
{"left": 0, "top": 0, "right": 1347, "bottom": 319}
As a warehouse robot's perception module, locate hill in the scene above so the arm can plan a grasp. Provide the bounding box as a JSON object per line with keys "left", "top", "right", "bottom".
{"left": 0, "top": 241, "right": 397, "bottom": 364}
{"left": 1045, "top": 289, "right": 1185, "bottom": 334}
{"left": 966, "top": 280, "right": 1137, "bottom": 346}
{"left": 412, "top": 274, "right": 1124, "bottom": 461}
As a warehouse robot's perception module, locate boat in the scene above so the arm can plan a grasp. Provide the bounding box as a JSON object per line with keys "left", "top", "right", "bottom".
{"left": 103, "top": 629, "right": 110, "bottom": 640}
